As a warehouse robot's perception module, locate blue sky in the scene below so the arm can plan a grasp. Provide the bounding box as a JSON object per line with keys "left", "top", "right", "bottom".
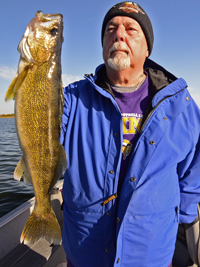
{"left": 0, "top": 0, "right": 200, "bottom": 114}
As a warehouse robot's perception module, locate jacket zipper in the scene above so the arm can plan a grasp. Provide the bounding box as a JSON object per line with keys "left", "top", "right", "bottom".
{"left": 85, "top": 74, "right": 123, "bottom": 194}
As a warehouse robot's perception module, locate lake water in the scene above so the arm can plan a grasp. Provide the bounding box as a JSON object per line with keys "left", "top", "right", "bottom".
{"left": 0, "top": 118, "right": 34, "bottom": 218}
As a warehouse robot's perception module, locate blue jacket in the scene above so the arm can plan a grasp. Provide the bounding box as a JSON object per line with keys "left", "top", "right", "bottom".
{"left": 61, "top": 60, "right": 200, "bottom": 267}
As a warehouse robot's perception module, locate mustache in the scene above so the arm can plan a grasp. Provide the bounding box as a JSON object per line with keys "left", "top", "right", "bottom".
{"left": 108, "top": 42, "right": 131, "bottom": 57}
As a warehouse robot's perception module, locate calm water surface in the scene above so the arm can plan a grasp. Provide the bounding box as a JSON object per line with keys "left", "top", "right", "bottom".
{"left": 0, "top": 118, "right": 34, "bottom": 218}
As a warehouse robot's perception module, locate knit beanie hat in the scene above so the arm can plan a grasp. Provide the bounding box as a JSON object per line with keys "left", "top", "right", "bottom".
{"left": 101, "top": 2, "right": 154, "bottom": 56}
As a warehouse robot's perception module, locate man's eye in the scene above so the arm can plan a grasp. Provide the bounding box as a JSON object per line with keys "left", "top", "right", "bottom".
{"left": 107, "top": 26, "right": 115, "bottom": 32}
{"left": 128, "top": 28, "right": 136, "bottom": 31}
{"left": 127, "top": 28, "right": 137, "bottom": 34}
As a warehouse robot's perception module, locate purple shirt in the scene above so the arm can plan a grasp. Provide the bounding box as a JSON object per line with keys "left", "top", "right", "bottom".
{"left": 112, "top": 74, "right": 150, "bottom": 191}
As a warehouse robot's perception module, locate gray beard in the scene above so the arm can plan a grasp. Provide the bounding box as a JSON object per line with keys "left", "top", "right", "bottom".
{"left": 107, "top": 54, "right": 131, "bottom": 71}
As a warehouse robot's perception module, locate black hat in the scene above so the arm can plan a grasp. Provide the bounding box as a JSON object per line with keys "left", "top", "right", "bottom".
{"left": 101, "top": 2, "right": 154, "bottom": 56}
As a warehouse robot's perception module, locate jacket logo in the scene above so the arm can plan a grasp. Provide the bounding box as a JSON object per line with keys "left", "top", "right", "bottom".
{"left": 122, "top": 139, "right": 133, "bottom": 160}
{"left": 119, "top": 2, "right": 145, "bottom": 14}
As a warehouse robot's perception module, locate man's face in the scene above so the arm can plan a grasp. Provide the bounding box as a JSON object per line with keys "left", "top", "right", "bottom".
{"left": 102, "top": 16, "right": 149, "bottom": 71}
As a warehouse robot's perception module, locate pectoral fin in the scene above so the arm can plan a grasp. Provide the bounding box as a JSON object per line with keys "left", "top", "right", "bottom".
{"left": 5, "top": 62, "right": 31, "bottom": 102}
{"left": 5, "top": 73, "right": 18, "bottom": 102}
{"left": 13, "top": 63, "right": 30, "bottom": 95}
{"left": 14, "top": 156, "right": 32, "bottom": 184}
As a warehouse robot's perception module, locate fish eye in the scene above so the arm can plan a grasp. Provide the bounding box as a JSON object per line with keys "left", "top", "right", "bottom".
{"left": 50, "top": 27, "right": 59, "bottom": 36}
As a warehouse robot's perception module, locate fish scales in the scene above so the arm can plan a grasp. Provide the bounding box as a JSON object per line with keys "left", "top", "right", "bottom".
{"left": 17, "top": 63, "right": 60, "bottom": 195}
{"left": 5, "top": 11, "right": 67, "bottom": 245}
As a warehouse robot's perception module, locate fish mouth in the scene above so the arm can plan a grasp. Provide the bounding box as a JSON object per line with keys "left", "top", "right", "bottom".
{"left": 36, "top": 10, "right": 63, "bottom": 25}
{"left": 35, "top": 11, "right": 63, "bottom": 34}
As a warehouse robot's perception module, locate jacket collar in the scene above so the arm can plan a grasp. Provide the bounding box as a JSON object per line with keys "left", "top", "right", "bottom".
{"left": 93, "top": 59, "right": 178, "bottom": 96}
{"left": 90, "top": 59, "right": 186, "bottom": 122}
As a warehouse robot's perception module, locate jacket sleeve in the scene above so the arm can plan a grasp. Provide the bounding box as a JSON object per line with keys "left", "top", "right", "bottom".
{"left": 178, "top": 104, "right": 200, "bottom": 224}
{"left": 60, "top": 85, "right": 72, "bottom": 146}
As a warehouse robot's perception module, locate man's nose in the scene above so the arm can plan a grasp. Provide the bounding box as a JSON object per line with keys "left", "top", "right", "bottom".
{"left": 114, "top": 26, "right": 125, "bottom": 42}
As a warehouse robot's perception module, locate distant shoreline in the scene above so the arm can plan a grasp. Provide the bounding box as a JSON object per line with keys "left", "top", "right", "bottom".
{"left": 0, "top": 114, "right": 14, "bottom": 118}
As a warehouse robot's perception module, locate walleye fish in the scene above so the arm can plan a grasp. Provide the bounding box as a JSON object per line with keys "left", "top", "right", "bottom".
{"left": 5, "top": 11, "right": 67, "bottom": 245}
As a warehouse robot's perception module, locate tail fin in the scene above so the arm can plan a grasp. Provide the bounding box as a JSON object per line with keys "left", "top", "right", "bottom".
{"left": 20, "top": 206, "right": 62, "bottom": 245}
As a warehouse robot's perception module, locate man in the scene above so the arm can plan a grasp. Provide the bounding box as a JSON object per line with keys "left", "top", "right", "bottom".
{"left": 60, "top": 2, "right": 200, "bottom": 267}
